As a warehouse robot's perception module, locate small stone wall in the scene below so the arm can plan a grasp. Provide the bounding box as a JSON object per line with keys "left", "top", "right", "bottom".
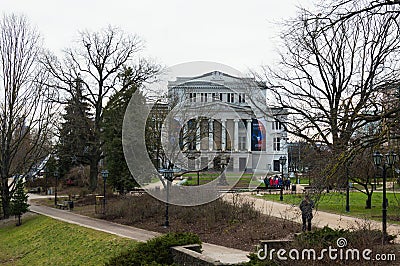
{"left": 171, "top": 244, "right": 225, "bottom": 266}
{"left": 259, "top": 239, "right": 294, "bottom": 250}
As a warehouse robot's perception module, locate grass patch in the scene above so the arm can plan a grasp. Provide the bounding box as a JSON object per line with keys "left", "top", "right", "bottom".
{"left": 258, "top": 191, "right": 400, "bottom": 224}
{"left": 0, "top": 214, "right": 137, "bottom": 265}
{"left": 183, "top": 172, "right": 262, "bottom": 187}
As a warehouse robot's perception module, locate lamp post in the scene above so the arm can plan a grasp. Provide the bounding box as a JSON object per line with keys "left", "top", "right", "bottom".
{"left": 101, "top": 170, "right": 109, "bottom": 215}
{"left": 161, "top": 168, "right": 174, "bottom": 227}
{"left": 218, "top": 152, "right": 229, "bottom": 186}
{"left": 373, "top": 150, "right": 397, "bottom": 244}
{"left": 279, "top": 156, "right": 286, "bottom": 201}
{"left": 54, "top": 170, "right": 59, "bottom": 206}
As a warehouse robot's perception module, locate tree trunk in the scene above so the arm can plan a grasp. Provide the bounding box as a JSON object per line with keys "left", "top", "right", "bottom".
{"left": 1, "top": 182, "right": 10, "bottom": 219}
{"left": 365, "top": 194, "right": 372, "bottom": 209}
{"left": 17, "top": 214, "right": 21, "bottom": 226}
{"left": 89, "top": 159, "right": 98, "bottom": 191}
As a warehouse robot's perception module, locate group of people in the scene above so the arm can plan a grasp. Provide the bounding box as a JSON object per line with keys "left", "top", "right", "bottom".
{"left": 263, "top": 175, "right": 291, "bottom": 190}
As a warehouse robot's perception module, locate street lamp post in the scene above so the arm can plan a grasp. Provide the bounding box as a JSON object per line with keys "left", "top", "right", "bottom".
{"left": 218, "top": 152, "right": 229, "bottom": 186}
{"left": 161, "top": 168, "right": 174, "bottom": 227}
{"left": 373, "top": 150, "right": 397, "bottom": 244}
{"left": 279, "top": 156, "right": 286, "bottom": 201}
{"left": 54, "top": 170, "right": 59, "bottom": 206}
{"left": 101, "top": 170, "right": 109, "bottom": 215}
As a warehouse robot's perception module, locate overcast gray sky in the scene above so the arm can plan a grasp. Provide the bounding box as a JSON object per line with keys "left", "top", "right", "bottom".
{"left": 2, "top": 0, "right": 312, "bottom": 73}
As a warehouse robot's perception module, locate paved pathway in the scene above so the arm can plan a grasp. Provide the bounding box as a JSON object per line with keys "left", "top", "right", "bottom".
{"left": 222, "top": 192, "right": 400, "bottom": 243}
{"left": 28, "top": 195, "right": 249, "bottom": 265}
{"left": 29, "top": 188, "right": 400, "bottom": 264}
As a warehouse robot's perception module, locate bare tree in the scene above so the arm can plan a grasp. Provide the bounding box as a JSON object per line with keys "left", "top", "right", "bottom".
{"left": 263, "top": 1, "right": 400, "bottom": 162}
{"left": 42, "top": 26, "right": 160, "bottom": 191}
{"left": 348, "top": 148, "right": 377, "bottom": 209}
{"left": 0, "top": 14, "right": 56, "bottom": 218}
{"left": 315, "top": 0, "right": 400, "bottom": 27}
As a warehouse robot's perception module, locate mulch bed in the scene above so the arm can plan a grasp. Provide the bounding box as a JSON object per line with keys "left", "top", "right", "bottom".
{"left": 73, "top": 194, "right": 301, "bottom": 252}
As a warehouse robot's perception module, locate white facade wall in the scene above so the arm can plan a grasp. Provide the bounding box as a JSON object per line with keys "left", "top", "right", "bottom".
{"left": 168, "top": 71, "right": 288, "bottom": 175}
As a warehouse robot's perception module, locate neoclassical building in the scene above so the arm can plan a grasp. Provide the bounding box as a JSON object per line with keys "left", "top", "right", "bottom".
{"left": 167, "top": 70, "right": 288, "bottom": 174}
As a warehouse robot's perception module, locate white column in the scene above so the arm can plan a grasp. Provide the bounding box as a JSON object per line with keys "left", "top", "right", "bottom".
{"left": 221, "top": 119, "right": 226, "bottom": 151}
{"left": 246, "top": 119, "right": 252, "bottom": 151}
{"left": 196, "top": 121, "right": 201, "bottom": 151}
{"left": 209, "top": 119, "right": 214, "bottom": 151}
{"left": 234, "top": 119, "right": 239, "bottom": 152}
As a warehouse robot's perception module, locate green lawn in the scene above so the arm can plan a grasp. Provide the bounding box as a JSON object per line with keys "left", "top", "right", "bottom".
{"left": 258, "top": 191, "right": 400, "bottom": 224}
{"left": 0, "top": 214, "right": 137, "bottom": 265}
{"left": 182, "top": 172, "right": 262, "bottom": 187}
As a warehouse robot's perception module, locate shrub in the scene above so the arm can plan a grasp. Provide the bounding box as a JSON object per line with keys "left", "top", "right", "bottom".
{"left": 105, "top": 232, "right": 201, "bottom": 266}
{"left": 295, "top": 226, "right": 349, "bottom": 248}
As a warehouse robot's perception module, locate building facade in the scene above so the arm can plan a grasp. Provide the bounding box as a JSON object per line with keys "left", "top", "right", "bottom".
{"left": 167, "top": 70, "right": 288, "bottom": 174}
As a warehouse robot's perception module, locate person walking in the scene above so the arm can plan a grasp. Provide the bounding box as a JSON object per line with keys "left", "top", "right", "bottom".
{"left": 286, "top": 178, "right": 291, "bottom": 190}
{"left": 273, "top": 176, "right": 279, "bottom": 187}
{"left": 300, "top": 194, "right": 314, "bottom": 232}
{"left": 263, "top": 176, "right": 269, "bottom": 188}
{"left": 269, "top": 177, "right": 274, "bottom": 188}
{"left": 278, "top": 176, "right": 283, "bottom": 188}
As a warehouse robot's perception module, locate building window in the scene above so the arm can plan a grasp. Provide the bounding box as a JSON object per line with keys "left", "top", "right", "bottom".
{"left": 273, "top": 160, "right": 280, "bottom": 171}
{"left": 227, "top": 93, "right": 234, "bottom": 103}
{"left": 272, "top": 119, "right": 281, "bottom": 130}
{"left": 239, "top": 136, "right": 246, "bottom": 150}
{"left": 273, "top": 137, "right": 281, "bottom": 151}
{"left": 238, "top": 93, "right": 245, "bottom": 103}
{"left": 189, "top": 93, "right": 197, "bottom": 102}
{"left": 200, "top": 93, "right": 207, "bottom": 102}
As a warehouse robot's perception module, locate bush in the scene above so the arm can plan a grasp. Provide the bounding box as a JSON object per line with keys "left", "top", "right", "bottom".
{"left": 295, "top": 226, "right": 349, "bottom": 248}
{"left": 105, "top": 232, "right": 201, "bottom": 266}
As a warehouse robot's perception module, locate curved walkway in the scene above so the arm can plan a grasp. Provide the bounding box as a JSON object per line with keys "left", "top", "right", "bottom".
{"left": 222, "top": 192, "right": 400, "bottom": 243}
{"left": 28, "top": 195, "right": 249, "bottom": 265}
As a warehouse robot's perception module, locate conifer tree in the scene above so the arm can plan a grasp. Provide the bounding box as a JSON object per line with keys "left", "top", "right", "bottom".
{"left": 11, "top": 178, "right": 29, "bottom": 226}
{"left": 102, "top": 67, "right": 142, "bottom": 193}
{"left": 57, "top": 77, "right": 93, "bottom": 179}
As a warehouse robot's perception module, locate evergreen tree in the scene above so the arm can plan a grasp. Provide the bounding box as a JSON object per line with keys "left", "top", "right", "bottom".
{"left": 102, "top": 67, "right": 145, "bottom": 193}
{"left": 57, "top": 77, "right": 94, "bottom": 179}
{"left": 11, "top": 179, "right": 29, "bottom": 226}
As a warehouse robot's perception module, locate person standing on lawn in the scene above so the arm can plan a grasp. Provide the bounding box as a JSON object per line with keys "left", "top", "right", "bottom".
{"left": 300, "top": 194, "right": 314, "bottom": 232}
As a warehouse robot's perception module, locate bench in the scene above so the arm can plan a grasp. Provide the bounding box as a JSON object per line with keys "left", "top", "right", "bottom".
{"left": 128, "top": 188, "right": 146, "bottom": 195}
{"left": 56, "top": 201, "right": 69, "bottom": 210}
{"left": 56, "top": 201, "right": 73, "bottom": 210}
{"left": 257, "top": 239, "right": 294, "bottom": 253}
{"left": 218, "top": 187, "right": 249, "bottom": 193}
{"left": 255, "top": 186, "right": 283, "bottom": 194}
{"left": 302, "top": 186, "right": 317, "bottom": 193}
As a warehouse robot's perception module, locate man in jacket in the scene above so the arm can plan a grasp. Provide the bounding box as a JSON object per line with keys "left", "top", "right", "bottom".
{"left": 300, "top": 194, "right": 314, "bottom": 232}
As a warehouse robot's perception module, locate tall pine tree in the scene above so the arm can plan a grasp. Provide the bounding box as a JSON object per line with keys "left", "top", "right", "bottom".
{"left": 57, "top": 77, "right": 94, "bottom": 180}
{"left": 102, "top": 67, "right": 146, "bottom": 193}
